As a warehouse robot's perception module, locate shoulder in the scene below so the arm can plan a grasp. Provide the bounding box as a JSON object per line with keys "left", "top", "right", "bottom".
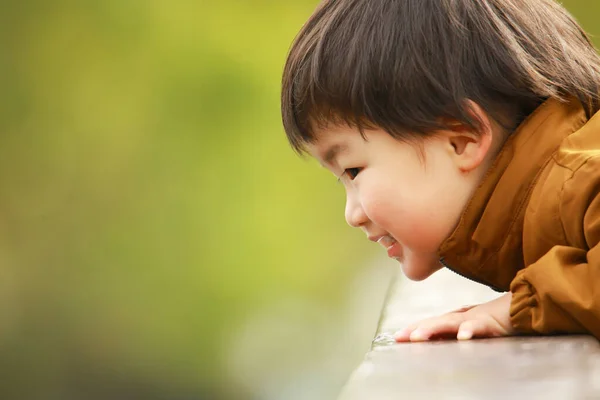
{"left": 555, "top": 111, "right": 600, "bottom": 209}
{"left": 558, "top": 154, "right": 600, "bottom": 248}
{"left": 554, "top": 109, "right": 600, "bottom": 172}
{"left": 541, "top": 109, "right": 600, "bottom": 201}
{"left": 527, "top": 115, "right": 600, "bottom": 249}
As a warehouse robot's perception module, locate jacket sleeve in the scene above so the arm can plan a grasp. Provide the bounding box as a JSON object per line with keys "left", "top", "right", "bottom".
{"left": 510, "top": 157, "right": 600, "bottom": 337}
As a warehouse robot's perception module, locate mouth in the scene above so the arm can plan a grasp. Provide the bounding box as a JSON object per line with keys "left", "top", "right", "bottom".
{"left": 372, "top": 235, "right": 402, "bottom": 260}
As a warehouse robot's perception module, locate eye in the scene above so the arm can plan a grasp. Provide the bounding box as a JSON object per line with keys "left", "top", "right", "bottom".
{"left": 344, "top": 167, "right": 362, "bottom": 180}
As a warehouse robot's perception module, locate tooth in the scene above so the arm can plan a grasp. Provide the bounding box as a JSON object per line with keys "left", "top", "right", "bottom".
{"left": 377, "top": 236, "right": 395, "bottom": 247}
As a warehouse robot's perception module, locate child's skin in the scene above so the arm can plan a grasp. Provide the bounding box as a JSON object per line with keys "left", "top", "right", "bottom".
{"left": 307, "top": 102, "right": 515, "bottom": 341}
{"left": 283, "top": 0, "right": 600, "bottom": 340}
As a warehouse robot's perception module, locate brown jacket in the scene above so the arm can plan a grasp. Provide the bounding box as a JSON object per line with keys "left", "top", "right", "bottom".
{"left": 438, "top": 97, "right": 600, "bottom": 337}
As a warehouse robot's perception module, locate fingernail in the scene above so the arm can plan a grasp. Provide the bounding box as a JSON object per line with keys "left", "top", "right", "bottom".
{"left": 394, "top": 329, "right": 406, "bottom": 339}
{"left": 457, "top": 330, "right": 473, "bottom": 340}
{"left": 410, "top": 329, "right": 427, "bottom": 341}
{"left": 394, "top": 328, "right": 410, "bottom": 341}
{"left": 394, "top": 328, "right": 409, "bottom": 339}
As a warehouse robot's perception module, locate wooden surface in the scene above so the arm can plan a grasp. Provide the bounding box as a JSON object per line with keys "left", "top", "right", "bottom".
{"left": 339, "top": 268, "right": 600, "bottom": 400}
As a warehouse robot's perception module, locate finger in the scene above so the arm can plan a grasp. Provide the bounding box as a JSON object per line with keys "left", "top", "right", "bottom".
{"left": 394, "top": 327, "right": 413, "bottom": 342}
{"left": 457, "top": 318, "right": 504, "bottom": 340}
{"left": 394, "top": 310, "right": 471, "bottom": 342}
{"left": 393, "top": 317, "right": 445, "bottom": 342}
{"left": 394, "top": 311, "right": 460, "bottom": 341}
{"left": 447, "top": 305, "right": 477, "bottom": 314}
{"left": 394, "top": 328, "right": 411, "bottom": 342}
{"left": 409, "top": 316, "right": 465, "bottom": 342}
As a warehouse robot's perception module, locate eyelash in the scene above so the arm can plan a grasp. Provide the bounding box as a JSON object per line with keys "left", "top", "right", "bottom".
{"left": 338, "top": 168, "right": 362, "bottom": 182}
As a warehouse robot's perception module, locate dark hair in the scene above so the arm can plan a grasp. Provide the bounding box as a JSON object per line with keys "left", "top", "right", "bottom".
{"left": 281, "top": 0, "right": 600, "bottom": 154}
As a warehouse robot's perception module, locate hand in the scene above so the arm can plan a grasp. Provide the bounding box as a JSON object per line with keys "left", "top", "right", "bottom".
{"left": 394, "top": 292, "right": 515, "bottom": 342}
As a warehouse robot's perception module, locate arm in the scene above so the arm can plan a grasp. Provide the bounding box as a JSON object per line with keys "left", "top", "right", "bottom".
{"left": 511, "top": 157, "right": 600, "bottom": 337}
{"left": 510, "top": 246, "right": 592, "bottom": 334}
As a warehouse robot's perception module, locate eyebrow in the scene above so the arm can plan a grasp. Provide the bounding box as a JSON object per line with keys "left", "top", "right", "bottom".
{"left": 321, "top": 143, "right": 348, "bottom": 166}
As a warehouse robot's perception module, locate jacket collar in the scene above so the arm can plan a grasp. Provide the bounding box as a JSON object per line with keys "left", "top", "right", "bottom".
{"left": 438, "top": 97, "right": 587, "bottom": 290}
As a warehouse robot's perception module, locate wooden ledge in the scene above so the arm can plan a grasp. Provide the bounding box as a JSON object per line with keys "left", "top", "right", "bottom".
{"left": 339, "top": 268, "right": 600, "bottom": 399}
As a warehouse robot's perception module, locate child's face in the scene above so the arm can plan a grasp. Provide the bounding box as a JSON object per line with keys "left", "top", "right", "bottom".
{"left": 308, "top": 126, "right": 481, "bottom": 281}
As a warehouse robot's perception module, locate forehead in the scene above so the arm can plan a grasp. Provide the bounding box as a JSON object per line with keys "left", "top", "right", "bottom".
{"left": 306, "top": 126, "right": 363, "bottom": 166}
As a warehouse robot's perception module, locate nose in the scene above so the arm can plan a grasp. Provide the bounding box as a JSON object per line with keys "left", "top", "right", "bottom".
{"left": 345, "top": 191, "right": 368, "bottom": 228}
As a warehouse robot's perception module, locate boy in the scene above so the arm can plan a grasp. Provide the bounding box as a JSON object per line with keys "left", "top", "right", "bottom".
{"left": 281, "top": 0, "right": 600, "bottom": 341}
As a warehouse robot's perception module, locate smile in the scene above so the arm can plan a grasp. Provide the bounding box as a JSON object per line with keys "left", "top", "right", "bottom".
{"left": 377, "top": 236, "right": 402, "bottom": 259}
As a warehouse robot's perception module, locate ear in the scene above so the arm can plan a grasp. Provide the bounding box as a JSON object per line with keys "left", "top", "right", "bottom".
{"left": 443, "top": 101, "right": 493, "bottom": 173}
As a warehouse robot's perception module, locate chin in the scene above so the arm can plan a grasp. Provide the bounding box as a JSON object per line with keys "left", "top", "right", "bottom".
{"left": 400, "top": 261, "right": 442, "bottom": 281}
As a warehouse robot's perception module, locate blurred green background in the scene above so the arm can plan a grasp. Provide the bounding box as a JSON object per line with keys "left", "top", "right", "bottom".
{"left": 0, "top": 1, "right": 598, "bottom": 399}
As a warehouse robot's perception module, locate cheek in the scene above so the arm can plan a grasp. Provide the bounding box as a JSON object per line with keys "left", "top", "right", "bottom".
{"left": 361, "top": 182, "right": 447, "bottom": 249}
{"left": 360, "top": 183, "right": 416, "bottom": 232}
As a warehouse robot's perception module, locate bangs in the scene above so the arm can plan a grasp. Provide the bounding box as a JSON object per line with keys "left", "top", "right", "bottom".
{"left": 281, "top": 0, "right": 455, "bottom": 154}
{"left": 281, "top": 0, "right": 600, "bottom": 154}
